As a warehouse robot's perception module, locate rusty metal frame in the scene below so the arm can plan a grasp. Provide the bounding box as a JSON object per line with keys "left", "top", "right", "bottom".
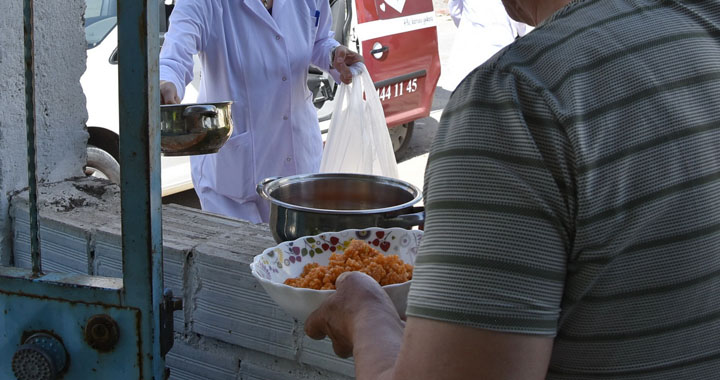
{"left": 116, "top": 0, "right": 165, "bottom": 377}
{"left": 0, "top": 0, "right": 167, "bottom": 378}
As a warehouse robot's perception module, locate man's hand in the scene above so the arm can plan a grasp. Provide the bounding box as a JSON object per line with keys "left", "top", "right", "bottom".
{"left": 305, "top": 271, "right": 403, "bottom": 358}
{"left": 160, "top": 80, "right": 181, "bottom": 104}
{"left": 304, "top": 272, "right": 555, "bottom": 380}
{"left": 332, "top": 46, "right": 364, "bottom": 84}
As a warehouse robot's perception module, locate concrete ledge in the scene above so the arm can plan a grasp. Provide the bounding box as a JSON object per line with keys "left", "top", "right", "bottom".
{"left": 8, "top": 177, "right": 354, "bottom": 379}
{"left": 167, "top": 335, "right": 352, "bottom": 380}
{"left": 166, "top": 338, "right": 239, "bottom": 380}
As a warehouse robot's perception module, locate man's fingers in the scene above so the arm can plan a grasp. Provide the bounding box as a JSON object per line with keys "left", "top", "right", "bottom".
{"left": 305, "top": 314, "right": 354, "bottom": 358}
{"left": 331, "top": 337, "right": 354, "bottom": 359}
{"left": 164, "top": 93, "right": 181, "bottom": 104}
{"left": 336, "top": 271, "right": 377, "bottom": 291}
{"left": 304, "top": 306, "right": 329, "bottom": 340}
{"left": 162, "top": 94, "right": 180, "bottom": 105}
{"left": 335, "top": 271, "right": 352, "bottom": 288}
{"left": 159, "top": 81, "right": 180, "bottom": 105}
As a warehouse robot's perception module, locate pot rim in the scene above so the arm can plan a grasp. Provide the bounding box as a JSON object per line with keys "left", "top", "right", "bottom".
{"left": 160, "top": 101, "right": 233, "bottom": 110}
{"left": 258, "top": 173, "right": 423, "bottom": 215}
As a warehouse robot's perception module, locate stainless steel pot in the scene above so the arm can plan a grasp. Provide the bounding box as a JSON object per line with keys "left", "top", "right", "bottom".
{"left": 160, "top": 101, "right": 233, "bottom": 156}
{"left": 257, "top": 173, "right": 425, "bottom": 242}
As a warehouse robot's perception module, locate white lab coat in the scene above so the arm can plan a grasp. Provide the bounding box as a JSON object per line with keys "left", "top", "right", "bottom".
{"left": 160, "top": 0, "right": 340, "bottom": 223}
{"left": 442, "top": 0, "right": 532, "bottom": 91}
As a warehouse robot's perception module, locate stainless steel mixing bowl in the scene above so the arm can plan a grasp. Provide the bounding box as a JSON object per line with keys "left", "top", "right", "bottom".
{"left": 160, "top": 101, "right": 233, "bottom": 156}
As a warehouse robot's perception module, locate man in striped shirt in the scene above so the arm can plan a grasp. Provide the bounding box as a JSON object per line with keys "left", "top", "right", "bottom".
{"left": 305, "top": 0, "right": 720, "bottom": 379}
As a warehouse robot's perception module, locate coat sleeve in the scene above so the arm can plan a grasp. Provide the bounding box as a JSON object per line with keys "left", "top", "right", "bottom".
{"left": 159, "top": 0, "right": 209, "bottom": 101}
{"left": 311, "top": 0, "right": 342, "bottom": 82}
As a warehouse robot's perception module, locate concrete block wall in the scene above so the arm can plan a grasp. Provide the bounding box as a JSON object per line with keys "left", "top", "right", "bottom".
{"left": 10, "top": 177, "right": 354, "bottom": 379}
{"left": 0, "top": 0, "right": 88, "bottom": 262}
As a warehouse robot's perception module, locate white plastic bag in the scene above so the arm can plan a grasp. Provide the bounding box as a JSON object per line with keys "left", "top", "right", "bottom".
{"left": 319, "top": 64, "right": 399, "bottom": 178}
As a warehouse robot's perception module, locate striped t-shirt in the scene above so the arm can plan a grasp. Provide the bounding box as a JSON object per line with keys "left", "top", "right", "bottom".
{"left": 406, "top": 0, "right": 720, "bottom": 378}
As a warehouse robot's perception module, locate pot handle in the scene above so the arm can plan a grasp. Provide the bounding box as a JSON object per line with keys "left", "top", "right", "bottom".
{"left": 256, "top": 176, "right": 282, "bottom": 200}
{"left": 182, "top": 105, "right": 218, "bottom": 132}
{"left": 379, "top": 207, "right": 425, "bottom": 229}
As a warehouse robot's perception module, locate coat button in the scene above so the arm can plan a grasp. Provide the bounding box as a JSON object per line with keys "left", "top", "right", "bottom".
{"left": 282, "top": 76, "right": 287, "bottom": 81}
{"left": 283, "top": 115, "right": 288, "bottom": 120}
{"left": 286, "top": 157, "right": 292, "bottom": 162}
{"left": 275, "top": 35, "right": 281, "bottom": 40}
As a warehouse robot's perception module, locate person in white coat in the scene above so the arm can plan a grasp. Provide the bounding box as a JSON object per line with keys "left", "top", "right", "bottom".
{"left": 159, "top": 0, "right": 362, "bottom": 223}
{"left": 442, "top": 0, "right": 531, "bottom": 91}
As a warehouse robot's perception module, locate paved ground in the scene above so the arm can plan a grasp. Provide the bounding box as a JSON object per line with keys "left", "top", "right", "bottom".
{"left": 163, "top": 6, "right": 458, "bottom": 209}
{"left": 394, "top": 7, "right": 455, "bottom": 197}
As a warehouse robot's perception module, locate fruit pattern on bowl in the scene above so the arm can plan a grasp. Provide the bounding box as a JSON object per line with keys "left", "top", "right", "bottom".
{"left": 252, "top": 227, "right": 423, "bottom": 284}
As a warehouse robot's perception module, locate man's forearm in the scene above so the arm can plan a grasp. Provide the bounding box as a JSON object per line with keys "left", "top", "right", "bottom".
{"left": 352, "top": 312, "right": 405, "bottom": 380}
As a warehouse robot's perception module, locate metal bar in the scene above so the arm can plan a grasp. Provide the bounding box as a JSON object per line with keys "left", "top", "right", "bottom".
{"left": 0, "top": 267, "right": 124, "bottom": 305}
{"left": 117, "top": 0, "right": 164, "bottom": 377}
{"left": 23, "top": 0, "right": 41, "bottom": 277}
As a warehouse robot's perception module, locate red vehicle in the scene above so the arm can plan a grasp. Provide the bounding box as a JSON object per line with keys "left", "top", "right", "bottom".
{"left": 312, "top": 0, "right": 441, "bottom": 154}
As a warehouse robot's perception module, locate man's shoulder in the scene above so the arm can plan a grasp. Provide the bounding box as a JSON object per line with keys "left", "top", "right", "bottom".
{"left": 490, "top": 2, "right": 608, "bottom": 72}
{"left": 476, "top": 0, "right": 674, "bottom": 94}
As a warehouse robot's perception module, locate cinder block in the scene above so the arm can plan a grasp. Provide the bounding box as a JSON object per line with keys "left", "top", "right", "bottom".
{"left": 191, "top": 234, "right": 298, "bottom": 361}
{"left": 11, "top": 205, "right": 89, "bottom": 274}
{"left": 92, "top": 227, "right": 123, "bottom": 278}
{"left": 9, "top": 178, "right": 121, "bottom": 274}
{"left": 163, "top": 204, "right": 249, "bottom": 243}
{"left": 235, "top": 340, "right": 354, "bottom": 380}
{"left": 162, "top": 204, "right": 236, "bottom": 332}
{"left": 163, "top": 245, "right": 188, "bottom": 331}
{"left": 92, "top": 221, "right": 189, "bottom": 329}
{"left": 166, "top": 340, "right": 239, "bottom": 380}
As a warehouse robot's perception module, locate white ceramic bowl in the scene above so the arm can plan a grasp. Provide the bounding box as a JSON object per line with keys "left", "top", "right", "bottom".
{"left": 250, "top": 227, "right": 423, "bottom": 321}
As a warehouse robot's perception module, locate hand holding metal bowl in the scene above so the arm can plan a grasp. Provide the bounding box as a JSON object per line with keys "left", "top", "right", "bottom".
{"left": 160, "top": 101, "right": 233, "bottom": 156}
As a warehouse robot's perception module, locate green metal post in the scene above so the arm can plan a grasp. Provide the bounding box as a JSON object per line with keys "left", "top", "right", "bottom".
{"left": 117, "top": 0, "right": 165, "bottom": 378}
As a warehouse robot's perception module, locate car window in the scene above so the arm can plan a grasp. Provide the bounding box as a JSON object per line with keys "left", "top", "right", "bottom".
{"left": 85, "top": 0, "right": 117, "bottom": 49}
